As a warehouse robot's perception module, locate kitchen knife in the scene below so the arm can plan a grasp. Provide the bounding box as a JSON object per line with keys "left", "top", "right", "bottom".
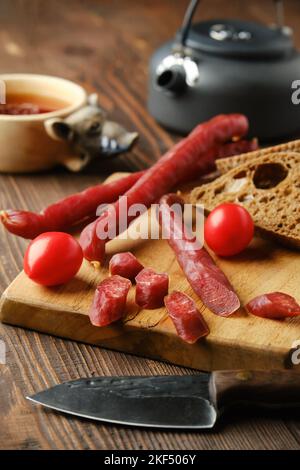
{"left": 27, "top": 370, "right": 300, "bottom": 429}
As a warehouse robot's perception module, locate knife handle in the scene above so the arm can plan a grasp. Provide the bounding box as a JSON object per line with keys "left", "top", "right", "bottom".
{"left": 211, "top": 370, "right": 300, "bottom": 409}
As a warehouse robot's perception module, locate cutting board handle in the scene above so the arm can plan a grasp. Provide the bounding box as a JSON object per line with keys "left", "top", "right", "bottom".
{"left": 211, "top": 370, "right": 300, "bottom": 409}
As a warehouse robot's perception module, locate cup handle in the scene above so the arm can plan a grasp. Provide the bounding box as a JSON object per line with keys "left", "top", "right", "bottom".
{"left": 44, "top": 117, "right": 72, "bottom": 141}
{"left": 44, "top": 117, "right": 91, "bottom": 172}
{"left": 57, "top": 154, "right": 90, "bottom": 172}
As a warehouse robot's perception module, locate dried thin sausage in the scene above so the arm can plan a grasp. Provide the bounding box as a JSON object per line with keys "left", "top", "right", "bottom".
{"left": 158, "top": 193, "right": 240, "bottom": 316}
{"left": 80, "top": 114, "right": 249, "bottom": 262}
{"left": 216, "top": 138, "right": 258, "bottom": 159}
{"left": 1, "top": 171, "right": 145, "bottom": 239}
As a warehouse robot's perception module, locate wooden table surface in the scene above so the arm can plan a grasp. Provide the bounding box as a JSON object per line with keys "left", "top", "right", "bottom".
{"left": 1, "top": 0, "right": 300, "bottom": 450}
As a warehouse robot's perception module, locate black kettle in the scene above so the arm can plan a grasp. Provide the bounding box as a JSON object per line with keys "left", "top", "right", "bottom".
{"left": 148, "top": 0, "right": 300, "bottom": 141}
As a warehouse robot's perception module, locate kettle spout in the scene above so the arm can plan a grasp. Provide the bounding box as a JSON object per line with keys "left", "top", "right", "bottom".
{"left": 156, "top": 65, "right": 187, "bottom": 94}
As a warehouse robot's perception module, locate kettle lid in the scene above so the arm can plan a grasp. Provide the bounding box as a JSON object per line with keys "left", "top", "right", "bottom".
{"left": 179, "top": 19, "right": 294, "bottom": 58}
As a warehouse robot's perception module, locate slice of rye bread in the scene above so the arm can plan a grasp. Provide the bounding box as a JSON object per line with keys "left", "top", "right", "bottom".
{"left": 190, "top": 152, "right": 300, "bottom": 250}
{"left": 216, "top": 139, "right": 300, "bottom": 174}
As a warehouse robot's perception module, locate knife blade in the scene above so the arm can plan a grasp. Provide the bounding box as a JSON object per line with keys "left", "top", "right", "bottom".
{"left": 27, "top": 370, "right": 300, "bottom": 429}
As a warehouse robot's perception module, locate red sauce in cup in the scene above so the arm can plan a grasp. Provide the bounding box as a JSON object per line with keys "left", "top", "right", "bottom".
{"left": 0, "top": 93, "right": 69, "bottom": 115}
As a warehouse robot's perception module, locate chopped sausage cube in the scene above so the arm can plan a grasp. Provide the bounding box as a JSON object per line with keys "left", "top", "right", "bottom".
{"left": 165, "top": 291, "right": 209, "bottom": 344}
{"left": 89, "top": 275, "right": 131, "bottom": 327}
{"left": 109, "top": 252, "right": 143, "bottom": 281}
{"left": 135, "top": 268, "right": 169, "bottom": 309}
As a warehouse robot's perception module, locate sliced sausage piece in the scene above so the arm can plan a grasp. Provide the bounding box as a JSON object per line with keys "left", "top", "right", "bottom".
{"left": 109, "top": 252, "right": 143, "bottom": 281}
{"left": 246, "top": 292, "right": 300, "bottom": 319}
{"left": 89, "top": 275, "right": 131, "bottom": 327}
{"left": 158, "top": 193, "right": 240, "bottom": 317}
{"left": 164, "top": 291, "right": 209, "bottom": 344}
{"left": 135, "top": 268, "right": 169, "bottom": 309}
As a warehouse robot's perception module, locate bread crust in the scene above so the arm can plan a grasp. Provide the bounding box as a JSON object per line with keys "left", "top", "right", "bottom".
{"left": 216, "top": 140, "right": 300, "bottom": 174}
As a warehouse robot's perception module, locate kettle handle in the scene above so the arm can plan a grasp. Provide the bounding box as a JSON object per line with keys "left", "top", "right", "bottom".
{"left": 177, "top": 0, "right": 285, "bottom": 50}
{"left": 274, "top": 0, "right": 285, "bottom": 29}
{"left": 177, "top": 0, "right": 199, "bottom": 48}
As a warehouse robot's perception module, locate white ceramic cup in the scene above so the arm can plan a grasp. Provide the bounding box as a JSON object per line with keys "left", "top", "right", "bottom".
{"left": 0, "top": 74, "right": 87, "bottom": 173}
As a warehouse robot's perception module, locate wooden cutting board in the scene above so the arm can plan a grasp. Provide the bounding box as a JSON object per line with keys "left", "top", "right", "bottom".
{"left": 1, "top": 173, "right": 300, "bottom": 371}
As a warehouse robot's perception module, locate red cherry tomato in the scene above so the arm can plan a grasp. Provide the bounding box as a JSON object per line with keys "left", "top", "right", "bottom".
{"left": 24, "top": 232, "right": 83, "bottom": 286}
{"left": 204, "top": 203, "right": 254, "bottom": 256}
